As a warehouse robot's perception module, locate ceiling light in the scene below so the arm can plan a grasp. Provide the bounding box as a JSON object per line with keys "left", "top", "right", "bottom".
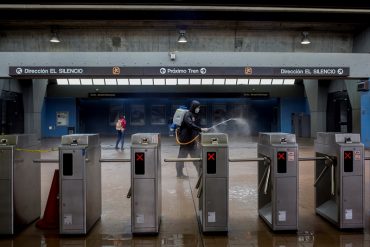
{"left": 301, "top": 32, "right": 311, "bottom": 45}
{"left": 50, "top": 30, "right": 60, "bottom": 43}
{"left": 177, "top": 30, "right": 188, "bottom": 43}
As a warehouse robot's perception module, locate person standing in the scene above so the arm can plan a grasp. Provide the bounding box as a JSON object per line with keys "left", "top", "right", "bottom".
{"left": 115, "top": 115, "right": 126, "bottom": 150}
{"left": 176, "top": 100, "right": 208, "bottom": 178}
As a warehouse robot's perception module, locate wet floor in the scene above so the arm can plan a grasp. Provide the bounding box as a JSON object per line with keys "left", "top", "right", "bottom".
{"left": 1, "top": 135, "right": 370, "bottom": 246}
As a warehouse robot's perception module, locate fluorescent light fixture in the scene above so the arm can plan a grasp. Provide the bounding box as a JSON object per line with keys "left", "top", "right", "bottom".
{"left": 142, "top": 79, "right": 153, "bottom": 85}
{"left": 117, "top": 79, "right": 129, "bottom": 85}
{"left": 272, "top": 79, "right": 284, "bottom": 85}
{"left": 284, "top": 79, "right": 295, "bottom": 85}
{"left": 301, "top": 32, "right": 311, "bottom": 45}
{"left": 202, "top": 79, "right": 213, "bottom": 85}
{"left": 249, "top": 79, "right": 260, "bottom": 85}
{"left": 105, "top": 79, "right": 117, "bottom": 85}
{"left": 129, "top": 79, "right": 141, "bottom": 85}
{"left": 68, "top": 79, "right": 80, "bottom": 85}
{"left": 177, "top": 30, "right": 188, "bottom": 43}
{"left": 190, "top": 78, "right": 201, "bottom": 85}
{"left": 226, "top": 79, "right": 238, "bottom": 85}
{"left": 166, "top": 78, "right": 177, "bottom": 85}
{"left": 213, "top": 79, "right": 225, "bottom": 85}
{"left": 80, "top": 79, "right": 93, "bottom": 85}
{"left": 57, "top": 79, "right": 68, "bottom": 85}
{"left": 93, "top": 79, "right": 105, "bottom": 85}
{"left": 178, "top": 78, "right": 189, "bottom": 85}
{"left": 236, "top": 79, "right": 247, "bottom": 85}
{"left": 261, "top": 79, "right": 272, "bottom": 85}
{"left": 153, "top": 78, "right": 165, "bottom": 85}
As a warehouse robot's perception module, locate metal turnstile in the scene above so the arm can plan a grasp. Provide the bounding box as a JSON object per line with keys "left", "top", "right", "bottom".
{"left": 0, "top": 134, "right": 40, "bottom": 235}
{"left": 130, "top": 133, "right": 161, "bottom": 234}
{"left": 314, "top": 132, "right": 364, "bottom": 229}
{"left": 257, "top": 132, "right": 298, "bottom": 231}
{"left": 197, "top": 133, "right": 228, "bottom": 233}
{"left": 59, "top": 134, "right": 101, "bottom": 234}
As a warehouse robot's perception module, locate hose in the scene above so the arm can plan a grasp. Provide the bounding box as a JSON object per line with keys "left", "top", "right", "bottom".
{"left": 175, "top": 128, "right": 199, "bottom": 145}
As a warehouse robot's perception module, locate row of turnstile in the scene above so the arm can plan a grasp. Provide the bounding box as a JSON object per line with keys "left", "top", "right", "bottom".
{"left": 0, "top": 132, "right": 368, "bottom": 235}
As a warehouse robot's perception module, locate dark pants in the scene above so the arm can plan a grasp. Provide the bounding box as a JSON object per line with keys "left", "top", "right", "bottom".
{"left": 115, "top": 130, "right": 124, "bottom": 149}
{"left": 176, "top": 143, "right": 201, "bottom": 176}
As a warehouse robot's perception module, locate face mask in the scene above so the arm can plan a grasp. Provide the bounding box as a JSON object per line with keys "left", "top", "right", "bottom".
{"left": 195, "top": 107, "right": 200, "bottom": 114}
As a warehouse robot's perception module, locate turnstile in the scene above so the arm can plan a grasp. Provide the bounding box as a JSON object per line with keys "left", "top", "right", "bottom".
{"left": 197, "top": 133, "right": 228, "bottom": 233}
{"left": 257, "top": 132, "right": 298, "bottom": 231}
{"left": 0, "top": 134, "right": 40, "bottom": 235}
{"left": 314, "top": 132, "right": 364, "bottom": 229}
{"left": 59, "top": 134, "right": 101, "bottom": 234}
{"left": 130, "top": 133, "right": 161, "bottom": 234}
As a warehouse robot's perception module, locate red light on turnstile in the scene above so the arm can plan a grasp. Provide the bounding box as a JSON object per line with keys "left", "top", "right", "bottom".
{"left": 207, "top": 152, "right": 215, "bottom": 161}
{"left": 277, "top": 152, "right": 286, "bottom": 160}
{"left": 344, "top": 151, "right": 352, "bottom": 160}
{"left": 136, "top": 153, "right": 144, "bottom": 161}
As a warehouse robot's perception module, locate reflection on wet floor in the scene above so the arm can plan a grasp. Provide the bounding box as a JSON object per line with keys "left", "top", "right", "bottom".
{"left": 1, "top": 136, "right": 370, "bottom": 246}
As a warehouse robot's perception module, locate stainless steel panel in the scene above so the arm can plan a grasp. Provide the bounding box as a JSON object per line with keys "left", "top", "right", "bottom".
{"left": 201, "top": 146, "right": 228, "bottom": 178}
{"left": 131, "top": 133, "right": 160, "bottom": 145}
{"left": 60, "top": 149, "right": 85, "bottom": 180}
{"left": 204, "top": 178, "right": 228, "bottom": 229}
{"left": 13, "top": 148, "right": 40, "bottom": 230}
{"left": 132, "top": 179, "right": 156, "bottom": 231}
{"left": 275, "top": 177, "right": 297, "bottom": 227}
{"left": 61, "top": 134, "right": 100, "bottom": 147}
{"left": 259, "top": 132, "right": 296, "bottom": 145}
{"left": 340, "top": 146, "right": 364, "bottom": 176}
{"left": 0, "top": 148, "right": 12, "bottom": 179}
{"left": 316, "top": 132, "right": 361, "bottom": 145}
{"left": 342, "top": 176, "right": 363, "bottom": 227}
{"left": 200, "top": 133, "right": 228, "bottom": 146}
{"left": 0, "top": 179, "right": 12, "bottom": 234}
{"left": 60, "top": 180, "right": 85, "bottom": 233}
{"left": 0, "top": 134, "right": 38, "bottom": 147}
{"left": 85, "top": 147, "right": 102, "bottom": 231}
{"left": 273, "top": 148, "right": 298, "bottom": 177}
{"left": 132, "top": 148, "right": 156, "bottom": 179}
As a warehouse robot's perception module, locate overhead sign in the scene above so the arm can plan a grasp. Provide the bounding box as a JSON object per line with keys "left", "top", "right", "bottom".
{"left": 9, "top": 66, "right": 350, "bottom": 77}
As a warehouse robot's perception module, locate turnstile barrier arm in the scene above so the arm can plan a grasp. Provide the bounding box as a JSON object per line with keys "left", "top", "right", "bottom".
{"left": 263, "top": 165, "right": 271, "bottom": 195}
{"left": 33, "top": 159, "right": 59, "bottom": 163}
{"left": 197, "top": 183, "right": 203, "bottom": 198}
{"left": 195, "top": 174, "right": 202, "bottom": 189}
{"left": 314, "top": 156, "right": 335, "bottom": 196}
{"left": 100, "top": 158, "right": 131, "bottom": 163}
{"left": 126, "top": 187, "right": 132, "bottom": 198}
{"left": 365, "top": 156, "right": 370, "bottom": 161}
{"left": 228, "top": 157, "right": 268, "bottom": 162}
{"left": 164, "top": 157, "right": 202, "bottom": 162}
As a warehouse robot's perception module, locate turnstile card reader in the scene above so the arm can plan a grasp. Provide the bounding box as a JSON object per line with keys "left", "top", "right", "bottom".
{"left": 198, "top": 133, "right": 228, "bottom": 233}
{"left": 257, "top": 133, "right": 298, "bottom": 231}
{"left": 131, "top": 133, "right": 161, "bottom": 234}
{"left": 59, "top": 134, "right": 101, "bottom": 234}
{"left": 0, "top": 134, "right": 40, "bottom": 235}
{"left": 314, "top": 132, "right": 364, "bottom": 229}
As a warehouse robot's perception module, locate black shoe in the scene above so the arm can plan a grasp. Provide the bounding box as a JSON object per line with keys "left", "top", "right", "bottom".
{"left": 115, "top": 146, "right": 119, "bottom": 149}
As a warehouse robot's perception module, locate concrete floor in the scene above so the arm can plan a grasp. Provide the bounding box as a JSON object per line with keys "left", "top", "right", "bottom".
{"left": 1, "top": 135, "right": 370, "bottom": 247}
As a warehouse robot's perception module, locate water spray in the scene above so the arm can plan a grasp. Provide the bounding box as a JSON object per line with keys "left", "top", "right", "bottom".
{"left": 209, "top": 118, "right": 238, "bottom": 130}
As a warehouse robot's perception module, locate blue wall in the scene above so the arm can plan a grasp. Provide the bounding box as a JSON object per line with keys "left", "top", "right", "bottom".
{"left": 42, "top": 96, "right": 308, "bottom": 137}
{"left": 279, "top": 97, "right": 310, "bottom": 133}
{"left": 361, "top": 90, "right": 370, "bottom": 148}
{"left": 42, "top": 98, "right": 77, "bottom": 137}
